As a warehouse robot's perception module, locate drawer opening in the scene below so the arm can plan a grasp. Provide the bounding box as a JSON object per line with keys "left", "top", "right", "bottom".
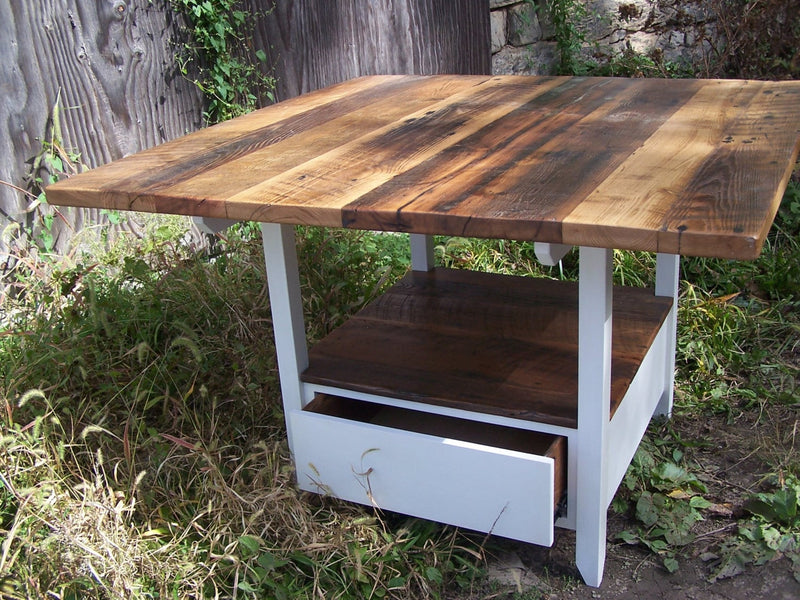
{"left": 304, "top": 394, "right": 567, "bottom": 510}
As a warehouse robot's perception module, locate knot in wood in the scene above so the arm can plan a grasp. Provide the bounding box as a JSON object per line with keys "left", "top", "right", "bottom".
{"left": 113, "top": 1, "right": 127, "bottom": 18}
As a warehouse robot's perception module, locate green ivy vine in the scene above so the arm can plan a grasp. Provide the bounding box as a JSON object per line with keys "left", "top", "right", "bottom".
{"left": 171, "top": 0, "right": 276, "bottom": 123}
{"left": 547, "top": 0, "right": 588, "bottom": 75}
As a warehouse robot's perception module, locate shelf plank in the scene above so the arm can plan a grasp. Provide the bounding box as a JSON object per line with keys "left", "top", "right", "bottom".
{"left": 302, "top": 268, "right": 673, "bottom": 428}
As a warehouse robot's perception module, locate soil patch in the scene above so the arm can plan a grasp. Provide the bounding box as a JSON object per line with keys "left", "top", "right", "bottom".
{"left": 453, "top": 405, "right": 800, "bottom": 599}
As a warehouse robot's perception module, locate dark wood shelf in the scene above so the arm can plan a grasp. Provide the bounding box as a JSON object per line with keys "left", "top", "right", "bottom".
{"left": 301, "top": 268, "right": 672, "bottom": 429}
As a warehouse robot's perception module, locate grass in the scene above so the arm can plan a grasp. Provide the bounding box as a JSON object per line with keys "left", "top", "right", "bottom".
{"left": 1, "top": 173, "right": 799, "bottom": 597}
{"left": 1, "top": 223, "right": 481, "bottom": 599}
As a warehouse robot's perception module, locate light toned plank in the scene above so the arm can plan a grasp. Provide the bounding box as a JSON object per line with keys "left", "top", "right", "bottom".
{"left": 46, "top": 75, "right": 800, "bottom": 259}
{"left": 154, "top": 76, "right": 486, "bottom": 209}
{"left": 562, "top": 79, "right": 800, "bottom": 258}
{"left": 45, "top": 75, "right": 421, "bottom": 210}
{"left": 342, "top": 77, "right": 699, "bottom": 239}
{"left": 217, "top": 76, "right": 567, "bottom": 225}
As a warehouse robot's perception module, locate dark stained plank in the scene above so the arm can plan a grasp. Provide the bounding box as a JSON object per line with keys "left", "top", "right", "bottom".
{"left": 301, "top": 268, "right": 673, "bottom": 428}
{"left": 361, "top": 268, "right": 670, "bottom": 358}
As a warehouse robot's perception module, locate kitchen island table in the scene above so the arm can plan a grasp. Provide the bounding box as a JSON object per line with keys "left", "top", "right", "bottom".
{"left": 48, "top": 74, "right": 800, "bottom": 586}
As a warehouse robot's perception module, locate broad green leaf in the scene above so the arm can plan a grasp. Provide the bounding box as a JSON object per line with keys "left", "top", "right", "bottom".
{"left": 238, "top": 534, "right": 261, "bottom": 557}
{"left": 663, "top": 556, "right": 679, "bottom": 572}
{"left": 690, "top": 495, "right": 713, "bottom": 509}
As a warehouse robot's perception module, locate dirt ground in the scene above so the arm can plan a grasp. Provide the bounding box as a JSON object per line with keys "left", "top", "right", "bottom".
{"left": 465, "top": 405, "right": 800, "bottom": 600}
{"left": 479, "top": 522, "right": 800, "bottom": 600}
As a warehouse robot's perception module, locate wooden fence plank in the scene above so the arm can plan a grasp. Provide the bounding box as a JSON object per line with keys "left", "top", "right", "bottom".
{"left": 252, "top": 0, "right": 490, "bottom": 101}
{"left": 2, "top": 0, "right": 489, "bottom": 260}
{"left": 0, "top": 0, "right": 203, "bottom": 256}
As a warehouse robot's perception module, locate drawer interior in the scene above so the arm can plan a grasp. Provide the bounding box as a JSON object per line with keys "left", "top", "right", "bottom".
{"left": 304, "top": 394, "right": 567, "bottom": 509}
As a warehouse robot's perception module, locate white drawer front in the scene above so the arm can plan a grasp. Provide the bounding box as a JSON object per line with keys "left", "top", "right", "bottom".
{"left": 290, "top": 409, "right": 556, "bottom": 546}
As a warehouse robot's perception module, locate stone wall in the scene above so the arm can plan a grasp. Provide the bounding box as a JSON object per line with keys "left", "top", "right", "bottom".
{"left": 491, "top": 0, "right": 557, "bottom": 75}
{"left": 491, "top": 0, "right": 717, "bottom": 76}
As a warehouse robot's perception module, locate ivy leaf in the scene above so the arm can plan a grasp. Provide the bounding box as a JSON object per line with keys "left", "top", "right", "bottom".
{"left": 238, "top": 534, "right": 261, "bottom": 558}
{"left": 636, "top": 491, "right": 662, "bottom": 527}
{"left": 662, "top": 556, "right": 679, "bottom": 573}
{"left": 743, "top": 497, "right": 779, "bottom": 523}
{"left": 425, "top": 566, "right": 443, "bottom": 584}
{"left": 617, "top": 529, "right": 640, "bottom": 544}
{"left": 689, "top": 495, "right": 713, "bottom": 509}
{"left": 652, "top": 462, "right": 687, "bottom": 486}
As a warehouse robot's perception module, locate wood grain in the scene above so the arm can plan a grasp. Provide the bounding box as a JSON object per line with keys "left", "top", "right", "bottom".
{"left": 0, "top": 0, "right": 203, "bottom": 254}
{"left": 6, "top": 1, "right": 488, "bottom": 258}
{"left": 563, "top": 80, "right": 800, "bottom": 257}
{"left": 250, "top": 0, "right": 490, "bottom": 101}
{"left": 47, "top": 75, "right": 800, "bottom": 259}
{"left": 301, "top": 268, "right": 673, "bottom": 428}
{"left": 342, "top": 77, "right": 699, "bottom": 240}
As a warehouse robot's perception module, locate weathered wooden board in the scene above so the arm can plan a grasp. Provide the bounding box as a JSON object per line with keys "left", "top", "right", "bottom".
{"left": 47, "top": 75, "right": 800, "bottom": 259}
{"left": 251, "top": 0, "right": 490, "bottom": 101}
{"left": 301, "top": 268, "right": 673, "bottom": 428}
{"left": 2, "top": 0, "right": 489, "bottom": 259}
{"left": 0, "top": 0, "right": 203, "bottom": 255}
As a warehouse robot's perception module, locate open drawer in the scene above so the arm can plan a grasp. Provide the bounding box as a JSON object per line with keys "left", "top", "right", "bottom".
{"left": 290, "top": 395, "right": 566, "bottom": 546}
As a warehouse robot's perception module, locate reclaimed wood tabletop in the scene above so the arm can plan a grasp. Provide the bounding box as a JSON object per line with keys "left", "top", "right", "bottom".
{"left": 47, "top": 74, "right": 800, "bottom": 259}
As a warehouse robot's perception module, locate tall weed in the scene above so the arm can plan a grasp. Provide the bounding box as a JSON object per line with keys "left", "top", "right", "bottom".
{"left": 1, "top": 224, "right": 479, "bottom": 598}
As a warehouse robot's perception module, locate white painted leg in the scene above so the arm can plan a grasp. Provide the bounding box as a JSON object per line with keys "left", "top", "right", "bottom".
{"left": 261, "top": 223, "right": 311, "bottom": 453}
{"left": 410, "top": 233, "right": 435, "bottom": 272}
{"left": 654, "top": 253, "right": 680, "bottom": 418}
{"left": 575, "top": 246, "right": 613, "bottom": 587}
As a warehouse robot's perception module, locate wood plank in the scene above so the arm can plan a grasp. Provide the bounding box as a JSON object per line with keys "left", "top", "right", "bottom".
{"left": 563, "top": 80, "right": 800, "bottom": 258}
{"left": 46, "top": 75, "right": 800, "bottom": 260}
{"left": 251, "top": 0, "right": 490, "bottom": 102}
{"left": 301, "top": 269, "right": 673, "bottom": 428}
{"left": 155, "top": 77, "right": 487, "bottom": 211}
{"left": 658, "top": 82, "right": 800, "bottom": 258}
{"left": 361, "top": 268, "right": 670, "bottom": 357}
{"left": 44, "top": 76, "right": 428, "bottom": 211}
{"left": 216, "top": 76, "right": 568, "bottom": 226}
{"left": 0, "top": 0, "right": 203, "bottom": 253}
{"left": 303, "top": 318, "right": 583, "bottom": 427}
{"left": 342, "top": 77, "right": 699, "bottom": 241}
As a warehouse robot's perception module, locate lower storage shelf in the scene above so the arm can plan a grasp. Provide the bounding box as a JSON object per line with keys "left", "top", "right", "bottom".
{"left": 301, "top": 267, "right": 672, "bottom": 428}
{"left": 291, "top": 394, "right": 566, "bottom": 546}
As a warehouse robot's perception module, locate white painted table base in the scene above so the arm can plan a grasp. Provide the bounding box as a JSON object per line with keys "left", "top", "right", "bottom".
{"left": 260, "top": 223, "right": 680, "bottom": 587}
